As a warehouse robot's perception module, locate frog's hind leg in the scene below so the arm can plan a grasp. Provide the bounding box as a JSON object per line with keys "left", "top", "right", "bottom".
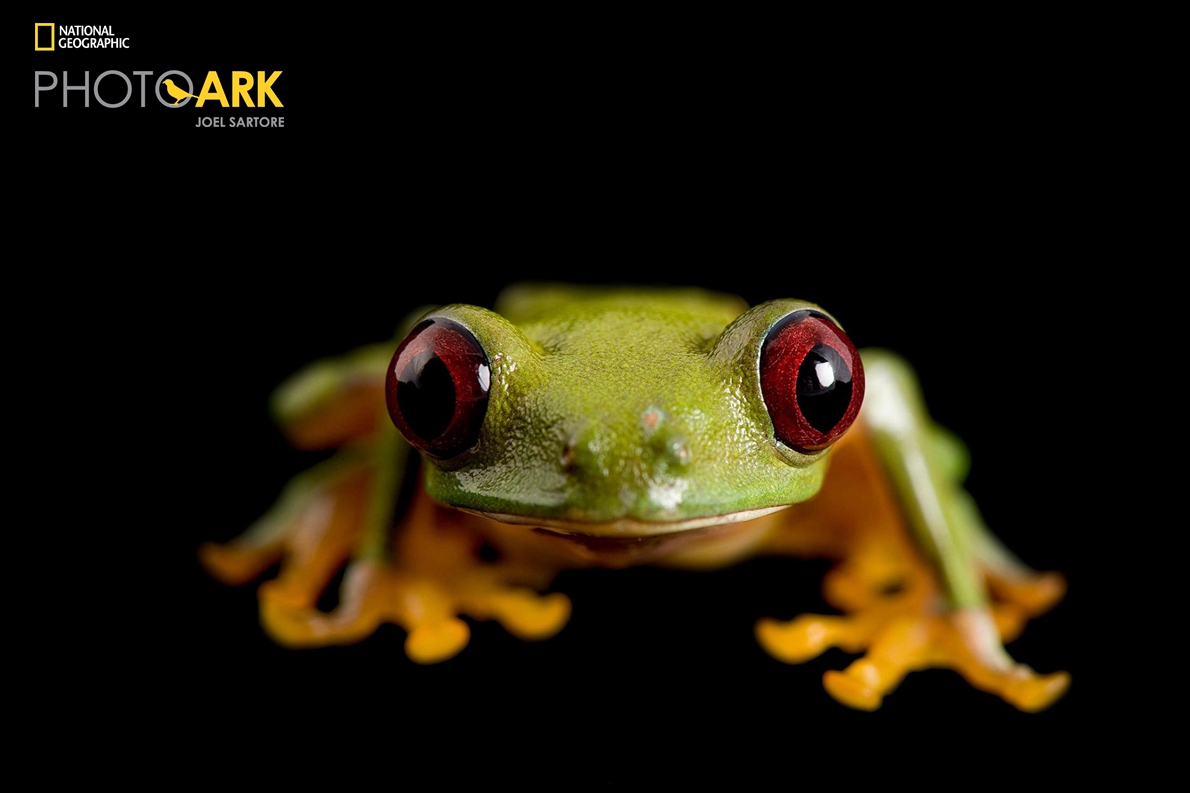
{"left": 796, "top": 602, "right": 1066, "bottom": 713}
{"left": 953, "top": 488, "right": 1068, "bottom": 621}
{"left": 756, "top": 351, "right": 1070, "bottom": 712}
{"left": 757, "top": 471, "right": 1070, "bottom": 712}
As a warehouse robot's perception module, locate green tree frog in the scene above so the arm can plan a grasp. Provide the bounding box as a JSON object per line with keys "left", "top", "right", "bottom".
{"left": 201, "top": 283, "right": 1069, "bottom": 711}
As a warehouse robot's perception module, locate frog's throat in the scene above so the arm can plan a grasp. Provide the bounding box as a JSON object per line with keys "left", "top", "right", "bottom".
{"left": 454, "top": 505, "right": 789, "bottom": 538}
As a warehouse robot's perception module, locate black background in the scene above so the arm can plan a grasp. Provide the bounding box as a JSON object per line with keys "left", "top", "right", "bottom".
{"left": 22, "top": 8, "right": 1101, "bottom": 780}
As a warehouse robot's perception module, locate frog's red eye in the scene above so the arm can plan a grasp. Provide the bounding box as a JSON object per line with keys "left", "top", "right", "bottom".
{"left": 386, "top": 318, "right": 491, "bottom": 458}
{"left": 760, "top": 310, "right": 864, "bottom": 453}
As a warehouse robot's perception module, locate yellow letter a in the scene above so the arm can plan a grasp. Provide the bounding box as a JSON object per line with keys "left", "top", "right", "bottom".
{"left": 197, "top": 71, "right": 229, "bottom": 107}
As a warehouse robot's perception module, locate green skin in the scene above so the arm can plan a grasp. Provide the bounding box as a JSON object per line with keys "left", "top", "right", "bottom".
{"left": 274, "top": 284, "right": 1030, "bottom": 625}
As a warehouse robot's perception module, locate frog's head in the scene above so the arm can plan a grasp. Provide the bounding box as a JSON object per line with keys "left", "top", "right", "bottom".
{"left": 385, "top": 288, "right": 864, "bottom": 538}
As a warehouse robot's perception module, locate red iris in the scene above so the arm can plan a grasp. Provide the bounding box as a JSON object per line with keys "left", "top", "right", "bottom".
{"left": 760, "top": 311, "right": 864, "bottom": 453}
{"left": 386, "top": 318, "right": 491, "bottom": 458}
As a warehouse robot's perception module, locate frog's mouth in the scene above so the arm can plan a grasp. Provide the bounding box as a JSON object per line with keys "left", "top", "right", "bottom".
{"left": 454, "top": 505, "right": 792, "bottom": 566}
{"left": 455, "top": 505, "right": 788, "bottom": 538}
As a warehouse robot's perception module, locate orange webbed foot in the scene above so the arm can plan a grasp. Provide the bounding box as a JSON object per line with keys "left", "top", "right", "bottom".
{"left": 757, "top": 588, "right": 1070, "bottom": 712}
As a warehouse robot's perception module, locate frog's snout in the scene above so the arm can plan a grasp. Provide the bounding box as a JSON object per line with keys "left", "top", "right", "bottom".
{"left": 563, "top": 407, "right": 691, "bottom": 474}
{"left": 561, "top": 406, "right": 693, "bottom": 519}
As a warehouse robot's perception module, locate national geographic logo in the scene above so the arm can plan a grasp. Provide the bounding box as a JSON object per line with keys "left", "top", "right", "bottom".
{"left": 35, "top": 23, "right": 130, "bottom": 50}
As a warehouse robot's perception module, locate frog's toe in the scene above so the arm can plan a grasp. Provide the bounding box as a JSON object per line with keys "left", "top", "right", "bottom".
{"left": 481, "top": 589, "right": 572, "bottom": 640}
{"left": 822, "top": 669, "right": 883, "bottom": 711}
{"left": 405, "top": 619, "right": 471, "bottom": 664}
{"left": 259, "top": 594, "right": 381, "bottom": 647}
{"left": 821, "top": 616, "right": 930, "bottom": 711}
{"left": 257, "top": 560, "right": 389, "bottom": 648}
{"left": 954, "top": 658, "right": 1072, "bottom": 713}
{"left": 987, "top": 570, "right": 1067, "bottom": 618}
{"left": 199, "top": 540, "right": 282, "bottom": 586}
{"left": 1001, "top": 668, "right": 1071, "bottom": 713}
{"left": 757, "top": 615, "right": 853, "bottom": 664}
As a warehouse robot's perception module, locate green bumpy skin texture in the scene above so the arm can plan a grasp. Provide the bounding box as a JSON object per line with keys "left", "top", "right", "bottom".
{"left": 417, "top": 285, "right": 836, "bottom": 531}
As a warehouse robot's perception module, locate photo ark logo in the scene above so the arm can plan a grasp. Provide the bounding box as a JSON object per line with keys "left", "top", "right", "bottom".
{"left": 34, "top": 70, "right": 283, "bottom": 109}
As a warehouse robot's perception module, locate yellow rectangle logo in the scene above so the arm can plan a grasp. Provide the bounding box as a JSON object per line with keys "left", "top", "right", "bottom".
{"left": 35, "top": 23, "right": 55, "bottom": 51}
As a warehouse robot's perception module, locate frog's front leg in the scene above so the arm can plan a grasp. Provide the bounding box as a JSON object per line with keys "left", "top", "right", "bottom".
{"left": 203, "top": 430, "right": 570, "bottom": 662}
{"left": 202, "top": 343, "right": 572, "bottom": 662}
{"left": 372, "top": 486, "right": 573, "bottom": 662}
{"left": 756, "top": 351, "right": 1069, "bottom": 712}
{"left": 200, "top": 450, "right": 371, "bottom": 614}
{"left": 251, "top": 497, "right": 572, "bottom": 663}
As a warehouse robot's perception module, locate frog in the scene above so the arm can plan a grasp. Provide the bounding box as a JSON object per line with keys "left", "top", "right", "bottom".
{"left": 200, "top": 283, "right": 1069, "bottom": 711}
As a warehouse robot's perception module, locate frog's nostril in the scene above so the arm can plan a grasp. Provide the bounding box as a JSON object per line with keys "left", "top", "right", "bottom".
{"left": 641, "top": 406, "right": 692, "bottom": 472}
{"left": 661, "top": 438, "right": 692, "bottom": 468}
{"left": 565, "top": 427, "right": 611, "bottom": 479}
{"left": 560, "top": 439, "right": 577, "bottom": 471}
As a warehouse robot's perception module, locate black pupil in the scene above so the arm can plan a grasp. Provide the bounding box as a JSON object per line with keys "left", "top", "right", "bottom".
{"left": 796, "top": 343, "right": 852, "bottom": 434}
{"left": 397, "top": 350, "right": 456, "bottom": 441}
